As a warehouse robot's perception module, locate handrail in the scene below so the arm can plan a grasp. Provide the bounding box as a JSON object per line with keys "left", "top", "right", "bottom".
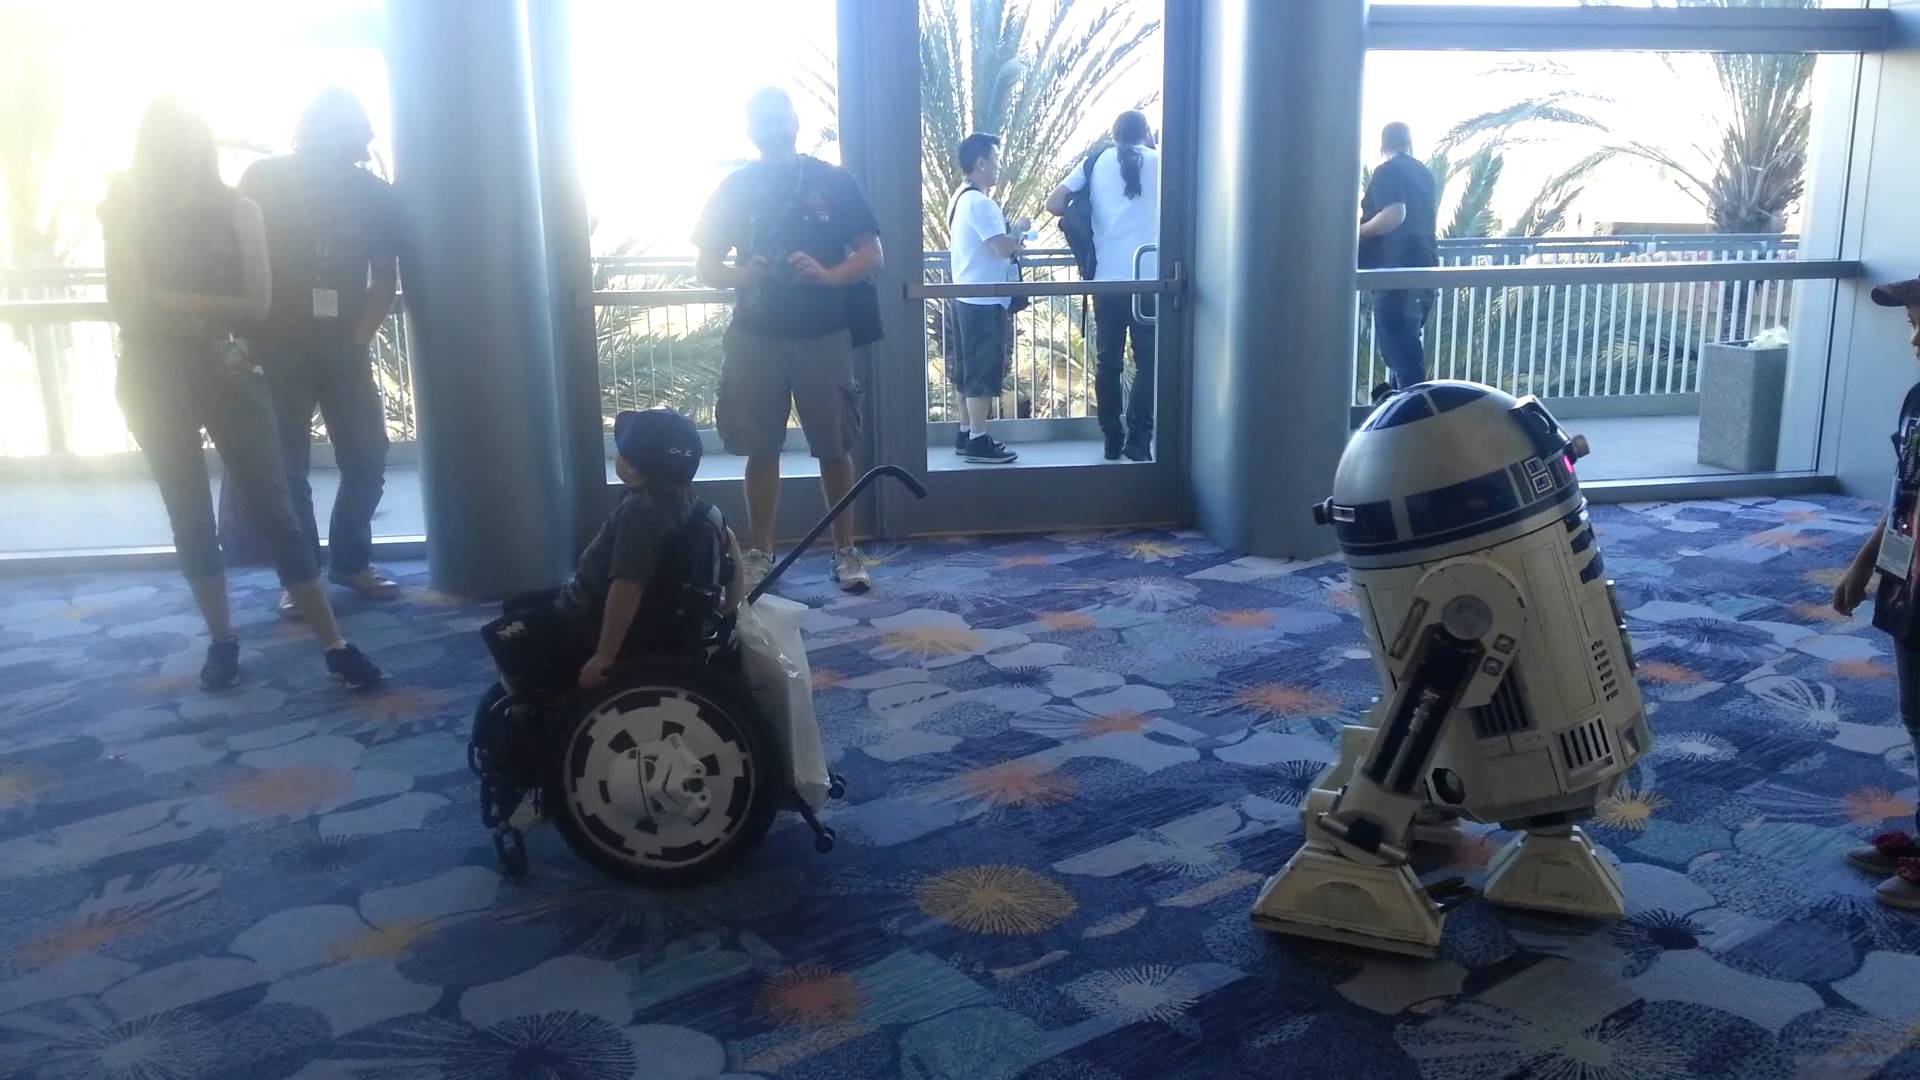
{"left": 0, "top": 299, "right": 111, "bottom": 323}
{"left": 909, "top": 279, "right": 1167, "bottom": 301}
{"left": 1360, "top": 258, "right": 1861, "bottom": 292}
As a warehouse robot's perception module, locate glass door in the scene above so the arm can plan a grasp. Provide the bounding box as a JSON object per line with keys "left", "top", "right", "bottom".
{"left": 892, "top": 0, "right": 1193, "bottom": 535}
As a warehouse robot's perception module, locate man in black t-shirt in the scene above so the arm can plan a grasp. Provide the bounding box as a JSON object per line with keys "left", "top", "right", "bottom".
{"left": 1359, "top": 122, "right": 1439, "bottom": 391}
{"left": 693, "top": 87, "right": 885, "bottom": 594}
{"left": 231, "top": 89, "right": 403, "bottom": 612}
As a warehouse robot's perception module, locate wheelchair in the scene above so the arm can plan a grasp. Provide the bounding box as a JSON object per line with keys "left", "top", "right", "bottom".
{"left": 468, "top": 465, "right": 926, "bottom": 885}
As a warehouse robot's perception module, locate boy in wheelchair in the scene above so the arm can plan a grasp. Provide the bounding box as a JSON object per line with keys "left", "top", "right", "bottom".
{"left": 470, "top": 408, "right": 744, "bottom": 868}
{"left": 482, "top": 407, "right": 744, "bottom": 696}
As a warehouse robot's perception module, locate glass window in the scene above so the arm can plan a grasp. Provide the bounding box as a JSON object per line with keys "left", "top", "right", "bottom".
{"left": 572, "top": 0, "right": 837, "bottom": 477}
{"left": 1, "top": 3, "right": 404, "bottom": 554}
{"left": 919, "top": 0, "right": 1165, "bottom": 468}
{"left": 1357, "top": 48, "right": 1857, "bottom": 482}
{"left": 1372, "top": 0, "right": 1867, "bottom": 7}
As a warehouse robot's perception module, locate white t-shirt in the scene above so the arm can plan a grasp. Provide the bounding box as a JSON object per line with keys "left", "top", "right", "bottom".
{"left": 948, "top": 187, "right": 1014, "bottom": 308}
{"left": 1062, "top": 145, "right": 1161, "bottom": 282}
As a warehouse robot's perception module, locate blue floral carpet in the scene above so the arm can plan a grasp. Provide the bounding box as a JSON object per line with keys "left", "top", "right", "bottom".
{"left": 2, "top": 495, "right": 1919, "bottom": 1080}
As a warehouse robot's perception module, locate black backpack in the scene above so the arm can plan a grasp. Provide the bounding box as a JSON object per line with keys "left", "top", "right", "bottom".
{"left": 1059, "top": 149, "right": 1103, "bottom": 280}
{"left": 631, "top": 501, "right": 734, "bottom": 654}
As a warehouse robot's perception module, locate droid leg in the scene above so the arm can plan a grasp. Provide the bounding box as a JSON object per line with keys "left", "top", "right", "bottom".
{"left": 1483, "top": 824, "right": 1626, "bottom": 919}
{"left": 1253, "top": 560, "right": 1526, "bottom": 956}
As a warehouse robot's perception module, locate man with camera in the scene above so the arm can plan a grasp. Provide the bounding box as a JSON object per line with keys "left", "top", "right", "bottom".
{"left": 694, "top": 87, "right": 885, "bottom": 594}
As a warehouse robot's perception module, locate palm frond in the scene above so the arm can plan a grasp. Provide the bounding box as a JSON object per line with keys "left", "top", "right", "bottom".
{"left": 1445, "top": 149, "right": 1504, "bottom": 240}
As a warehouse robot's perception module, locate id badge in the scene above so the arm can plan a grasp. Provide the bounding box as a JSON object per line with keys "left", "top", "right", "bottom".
{"left": 1879, "top": 509, "right": 1916, "bottom": 581}
{"left": 312, "top": 288, "right": 339, "bottom": 319}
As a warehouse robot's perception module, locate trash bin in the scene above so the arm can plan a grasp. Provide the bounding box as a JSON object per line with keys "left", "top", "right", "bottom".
{"left": 1697, "top": 340, "right": 1788, "bottom": 473}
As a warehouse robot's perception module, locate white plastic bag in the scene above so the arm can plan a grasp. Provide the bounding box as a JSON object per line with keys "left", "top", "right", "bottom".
{"left": 1750, "top": 326, "right": 1790, "bottom": 349}
{"left": 736, "top": 594, "right": 831, "bottom": 810}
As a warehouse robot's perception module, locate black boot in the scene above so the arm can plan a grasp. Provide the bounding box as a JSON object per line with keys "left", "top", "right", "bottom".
{"left": 1122, "top": 433, "right": 1152, "bottom": 462}
{"left": 1103, "top": 431, "right": 1125, "bottom": 461}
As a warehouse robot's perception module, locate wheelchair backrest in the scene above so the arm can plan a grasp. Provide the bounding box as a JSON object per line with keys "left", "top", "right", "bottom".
{"left": 630, "top": 500, "right": 732, "bottom": 655}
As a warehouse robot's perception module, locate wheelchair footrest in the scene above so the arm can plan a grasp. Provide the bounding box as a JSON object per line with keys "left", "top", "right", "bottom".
{"left": 493, "top": 826, "right": 529, "bottom": 881}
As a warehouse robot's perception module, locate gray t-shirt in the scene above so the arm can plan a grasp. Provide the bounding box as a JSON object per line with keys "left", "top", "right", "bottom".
{"left": 557, "top": 487, "right": 696, "bottom": 637}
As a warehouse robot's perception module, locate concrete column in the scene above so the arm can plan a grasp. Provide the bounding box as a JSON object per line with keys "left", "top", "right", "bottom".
{"left": 387, "top": 0, "right": 572, "bottom": 595}
{"left": 1188, "top": 0, "right": 1366, "bottom": 558}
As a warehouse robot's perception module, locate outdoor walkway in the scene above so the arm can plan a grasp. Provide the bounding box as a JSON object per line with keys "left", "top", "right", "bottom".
{"left": 0, "top": 416, "right": 1724, "bottom": 558}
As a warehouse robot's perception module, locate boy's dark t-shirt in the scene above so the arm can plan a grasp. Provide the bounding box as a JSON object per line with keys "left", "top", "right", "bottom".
{"left": 557, "top": 487, "right": 697, "bottom": 642}
{"left": 1872, "top": 382, "right": 1920, "bottom": 644}
{"left": 692, "top": 155, "right": 880, "bottom": 340}
{"left": 1359, "top": 153, "right": 1439, "bottom": 272}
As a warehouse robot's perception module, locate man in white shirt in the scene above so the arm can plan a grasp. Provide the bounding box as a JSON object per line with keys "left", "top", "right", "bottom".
{"left": 1046, "top": 111, "right": 1160, "bottom": 461}
{"left": 944, "top": 133, "right": 1028, "bottom": 464}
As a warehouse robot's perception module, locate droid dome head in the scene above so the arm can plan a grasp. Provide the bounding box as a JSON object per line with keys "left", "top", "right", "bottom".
{"left": 1315, "top": 381, "right": 1591, "bottom": 569}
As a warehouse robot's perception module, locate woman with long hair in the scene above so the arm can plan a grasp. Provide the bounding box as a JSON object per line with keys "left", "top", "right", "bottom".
{"left": 1047, "top": 109, "right": 1161, "bottom": 461}
{"left": 101, "top": 97, "right": 382, "bottom": 690}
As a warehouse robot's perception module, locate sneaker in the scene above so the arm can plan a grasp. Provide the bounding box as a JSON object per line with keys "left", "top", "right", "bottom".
{"left": 201, "top": 638, "right": 241, "bottom": 690}
{"left": 955, "top": 429, "right": 970, "bottom": 455}
{"left": 326, "top": 644, "right": 385, "bottom": 690}
{"left": 278, "top": 590, "right": 302, "bottom": 620}
{"left": 1122, "top": 437, "right": 1152, "bottom": 462}
{"left": 831, "top": 548, "right": 872, "bottom": 593}
{"left": 1371, "top": 382, "right": 1397, "bottom": 404}
{"left": 329, "top": 567, "right": 401, "bottom": 598}
{"left": 1103, "top": 431, "right": 1125, "bottom": 461}
{"left": 741, "top": 549, "right": 775, "bottom": 593}
{"left": 964, "top": 434, "right": 1018, "bottom": 464}
{"left": 1876, "top": 858, "right": 1920, "bottom": 910}
{"left": 1848, "top": 831, "right": 1920, "bottom": 874}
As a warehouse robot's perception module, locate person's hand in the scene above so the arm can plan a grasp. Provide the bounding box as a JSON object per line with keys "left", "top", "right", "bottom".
{"left": 1834, "top": 564, "right": 1872, "bottom": 616}
{"left": 578, "top": 652, "right": 616, "bottom": 690}
{"left": 737, "top": 255, "right": 772, "bottom": 288}
{"left": 787, "top": 251, "right": 834, "bottom": 285}
{"left": 1011, "top": 216, "right": 1033, "bottom": 237}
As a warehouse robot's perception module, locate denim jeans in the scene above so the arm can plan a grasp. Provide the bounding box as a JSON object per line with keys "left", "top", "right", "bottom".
{"left": 1893, "top": 642, "right": 1920, "bottom": 832}
{"left": 261, "top": 337, "right": 390, "bottom": 577}
{"left": 117, "top": 336, "right": 319, "bottom": 587}
{"left": 1372, "top": 289, "right": 1436, "bottom": 390}
{"left": 1093, "top": 293, "right": 1156, "bottom": 444}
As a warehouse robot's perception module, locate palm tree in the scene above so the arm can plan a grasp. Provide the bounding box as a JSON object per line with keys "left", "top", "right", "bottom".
{"left": 1440, "top": 0, "right": 1815, "bottom": 236}
{"left": 920, "top": 0, "right": 1160, "bottom": 249}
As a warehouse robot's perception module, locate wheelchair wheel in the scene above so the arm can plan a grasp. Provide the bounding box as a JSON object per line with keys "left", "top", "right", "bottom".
{"left": 544, "top": 660, "right": 777, "bottom": 886}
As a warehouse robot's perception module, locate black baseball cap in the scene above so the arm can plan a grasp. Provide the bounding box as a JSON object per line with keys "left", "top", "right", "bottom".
{"left": 614, "top": 408, "right": 702, "bottom": 483}
{"left": 1871, "top": 275, "right": 1920, "bottom": 308}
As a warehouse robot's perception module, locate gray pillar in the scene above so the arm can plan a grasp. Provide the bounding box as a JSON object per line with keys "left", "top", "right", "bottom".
{"left": 388, "top": 0, "right": 572, "bottom": 596}
{"left": 1188, "top": 0, "right": 1365, "bottom": 558}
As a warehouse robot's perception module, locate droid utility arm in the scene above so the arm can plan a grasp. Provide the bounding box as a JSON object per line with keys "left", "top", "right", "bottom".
{"left": 1313, "top": 560, "right": 1527, "bottom": 867}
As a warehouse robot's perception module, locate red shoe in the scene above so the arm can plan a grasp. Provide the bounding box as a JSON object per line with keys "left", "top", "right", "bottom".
{"left": 1846, "top": 832, "right": 1920, "bottom": 875}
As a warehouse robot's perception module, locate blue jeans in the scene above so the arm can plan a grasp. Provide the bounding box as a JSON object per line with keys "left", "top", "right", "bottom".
{"left": 1894, "top": 642, "right": 1920, "bottom": 832}
{"left": 1373, "top": 289, "right": 1435, "bottom": 390}
{"left": 261, "top": 337, "right": 390, "bottom": 577}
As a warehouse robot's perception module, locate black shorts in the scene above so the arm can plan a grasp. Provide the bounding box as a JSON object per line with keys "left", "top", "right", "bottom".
{"left": 942, "top": 300, "right": 1011, "bottom": 399}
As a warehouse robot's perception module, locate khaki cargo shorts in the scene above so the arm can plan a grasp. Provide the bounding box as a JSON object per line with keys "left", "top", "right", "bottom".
{"left": 717, "top": 325, "right": 862, "bottom": 460}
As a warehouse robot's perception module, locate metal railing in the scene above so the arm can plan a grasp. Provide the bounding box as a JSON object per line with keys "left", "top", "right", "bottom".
{"left": 0, "top": 294, "right": 418, "bottom": 458}
{"left": 1351, "top": 234, "right": 1809, "bottom": 405}
{"left": 0, "top": 235, "right": 1851, "bottom": 459}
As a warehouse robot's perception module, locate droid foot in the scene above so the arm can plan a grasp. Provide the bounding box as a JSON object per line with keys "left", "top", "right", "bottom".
{"left": 1250, "top": 847, "right": 1445, "bottom": 958}
{"left": 1483, "top": 826, "right": 1625, "bottom": 919}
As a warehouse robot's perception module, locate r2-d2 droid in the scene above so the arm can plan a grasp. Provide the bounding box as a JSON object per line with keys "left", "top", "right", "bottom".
{"left": 1250, "top": 382, "right": 1652, "bottom": 957}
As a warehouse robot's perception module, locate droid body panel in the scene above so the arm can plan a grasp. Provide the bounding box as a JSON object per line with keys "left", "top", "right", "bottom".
{"left": 1251, "top": 382, "right": 1652, "bottom": 956}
